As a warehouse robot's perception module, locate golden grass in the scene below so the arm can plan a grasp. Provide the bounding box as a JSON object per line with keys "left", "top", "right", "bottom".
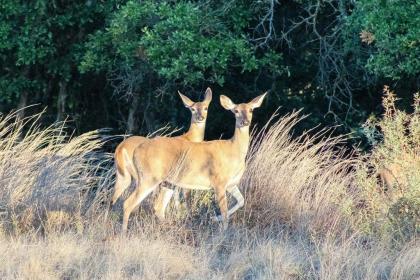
{"left": 237, "top": 111, "right": 355, "bottom": 236}
{"left": 0, "top": 228, "right": 418, "bottom": 279}
{"left": 0, "top": 109, "right": 108, "bottom": 235}
{"left": 0, "top": 103, "right": 418, "bottom": 279}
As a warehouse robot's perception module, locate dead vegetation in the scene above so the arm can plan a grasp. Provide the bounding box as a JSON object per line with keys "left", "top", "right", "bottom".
{"left": 0, "top": 89, "right": 419, "bottom": 279}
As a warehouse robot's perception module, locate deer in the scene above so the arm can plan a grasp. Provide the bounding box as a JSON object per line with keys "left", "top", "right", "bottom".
{"left": 377, "top": 151, "right": 417, "bottom": 190}
{"left": 378, "top": 163, "right": 406, "bottom": 189}
{"left": 122, "top": 92, "right": 267, "bottom": 233}
{"left": 111, "top": 88, "right": 212, "bottom": 219}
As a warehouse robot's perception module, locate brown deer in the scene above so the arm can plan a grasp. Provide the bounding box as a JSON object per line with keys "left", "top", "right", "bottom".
{"left": 377, "top": 151, "right": 417, "bottom": 190}
{"left": 122, "top": 92, "right": 267, "bottom": 233}
{"left": 111, "top": 88, "right": 212, "bottom": 219}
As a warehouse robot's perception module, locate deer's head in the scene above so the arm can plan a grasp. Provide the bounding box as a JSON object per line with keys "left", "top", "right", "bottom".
{"left": 178, "top": 87, "right": 212, "bottom": 124}
{"left": 220, "top": 92, "right": 267, "bottom": 128}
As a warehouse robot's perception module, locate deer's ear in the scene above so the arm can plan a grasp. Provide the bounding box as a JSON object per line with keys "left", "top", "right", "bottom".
{"left": 204, "top": 87, "right": 212, "bottom": 104}
{"left": 220, "top": 95, "right": 236, "bottom": 110}
{"left": 178, "top": 91, "right": 194, "bottom": 107}
{"left": 250, "top": 92, "right": 268, "bottom": 109}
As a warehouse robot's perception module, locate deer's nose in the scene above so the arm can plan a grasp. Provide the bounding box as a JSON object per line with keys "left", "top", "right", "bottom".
{"left": 198, "top": 116, "right": 205, "bottom": 121}
{"left": 241, "top": 120, "right": 250, "bottom": 126}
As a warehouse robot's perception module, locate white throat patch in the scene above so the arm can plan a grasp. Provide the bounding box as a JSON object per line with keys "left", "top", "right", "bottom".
{"left": 194, "top": 122, "right": 206, "bottom": 127}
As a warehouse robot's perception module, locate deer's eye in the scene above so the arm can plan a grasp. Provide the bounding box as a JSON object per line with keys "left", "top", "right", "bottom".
{"left": 249, "top": 108, "right": 253, "bottom": 113}
{"left": 204, "top": 107, "right": 208, "bottom": 111}
{"left": 191, "top": 108, "right": 196, "bottom": 112}
{"left": 234, "top": 109, "right": 239, "bottom": 114}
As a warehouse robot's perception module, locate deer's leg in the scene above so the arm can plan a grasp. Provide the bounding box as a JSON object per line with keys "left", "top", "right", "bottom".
{"left": 173, "top": 188, "right": 191, "bottom": 210}
{"left": 112, "top": 147, "right": 137, "bottom": 206}
{"left": 154, "top": 186, "right": 174, "bottom": 220}
{"left": 183, "top": 189, "right": 192, "bottom": 211}
{"left": 226, "top": 186, "right": 244, "bottom": 216}
{"left": 122, "top": 178, "right": 157, "bottom": 234}
{"left": 212, "top": 185, "right": 244, "bottom": 222}
{"left": 173, "top": 187, "right": 181, "bottom": 210}
{"left": 112, "top": 169, "right": 131, "bottom": 205}
{"left": 213, "top": 185, "right": 228, "bottom": 229}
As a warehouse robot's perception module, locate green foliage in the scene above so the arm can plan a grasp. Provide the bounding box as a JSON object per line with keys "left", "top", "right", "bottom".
{"left": 388, "top": 197, "right": 420, "bottom": 244}
{"left": 345, "top": 0, "right": 420, "bottom": 79}
{"left": 80, "top": 0, "right": 282, "bottom": 86}
{"left": 0, "top": 0, "right": 120, "bottom": 106}
{"left": 0, "top": 0, "right": 419, "bottom": 138}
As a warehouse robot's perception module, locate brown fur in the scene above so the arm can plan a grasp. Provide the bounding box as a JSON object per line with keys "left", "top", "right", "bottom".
{"left": 121, "top": 93, "right": 267, "bottom": 233}
{"left": 377, "top": 151, "right": 420, "bottom": 191}
{"left": 111, "top": 88, "right": 212, "bottom": 219}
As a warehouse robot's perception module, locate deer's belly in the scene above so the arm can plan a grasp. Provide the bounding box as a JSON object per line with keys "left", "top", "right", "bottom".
{"left": 171, "top": 182, "right": 212, "bottom": 190}
{"left": 167, "top": 164, "right": 245, "bottom": 190}
{"left": 168, "top": 175, "right": 212, "bottom": 190}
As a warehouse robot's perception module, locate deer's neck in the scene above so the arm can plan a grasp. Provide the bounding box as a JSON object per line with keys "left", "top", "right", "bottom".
{"left": 183, "top": 121, "right": 205, "bottom": 142}
{"left": 231, "top": 125, "right": 250, "bottom": 160}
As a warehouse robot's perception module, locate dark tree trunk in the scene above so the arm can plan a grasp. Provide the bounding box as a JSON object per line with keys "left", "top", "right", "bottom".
{"left": 16, "top": 66, "right": 31, "bottom": 120}
{"left": 16, "top": 91, "right": 29, "bottom": 120}
{"left": 126, "top": 93, "right": 140, "bottom": 134}
{"left": 56, "top": 81, "right": 68, "bottom": 122}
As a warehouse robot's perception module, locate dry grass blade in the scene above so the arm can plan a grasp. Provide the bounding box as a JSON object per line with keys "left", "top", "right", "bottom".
{"left": 237, "top": 111, "right": 356, "bottom": 235}
{"left": 0, "top": 109, "right": 108, "bottom": 234}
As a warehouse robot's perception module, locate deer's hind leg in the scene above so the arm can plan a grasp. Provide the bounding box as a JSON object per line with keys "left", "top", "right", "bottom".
{"left": 122, "top": 177, "right": 159, "bottom": 234}
{"left": 154, "top": 186, "right": 174, "bottom": 220}
{"left": 112, "top": 169, "right": 131, "bottom": 205}
{"left": 183, "top": 189, "right": 192, "bottom": 212}
{"left": 112, "top": 147, "right": 137, "bottom": 205}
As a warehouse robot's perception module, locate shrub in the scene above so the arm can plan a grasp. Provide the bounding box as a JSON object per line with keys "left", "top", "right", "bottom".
{"left": 354, "top": 86, "right": 420, "bottom": 243}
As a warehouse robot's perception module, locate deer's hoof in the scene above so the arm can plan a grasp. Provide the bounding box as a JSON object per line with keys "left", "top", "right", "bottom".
{"left": 223, "top": 222, "right": 228, "bottom": 231}
{"left": 156, "top": 216, "right": 165, "bottom": 222}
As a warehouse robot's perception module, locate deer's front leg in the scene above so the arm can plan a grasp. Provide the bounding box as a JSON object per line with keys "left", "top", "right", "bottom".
{"left": 213, "top": 185, "right": 228, "bottom": 229}
{"left": 226, "top": 185, "right": 244, "bottom": 216}
{"left": 212, "top": 185, "right": 244, "bottom": 222}
{"left": 154, "top": 186, "right": 174, "bottom": 220}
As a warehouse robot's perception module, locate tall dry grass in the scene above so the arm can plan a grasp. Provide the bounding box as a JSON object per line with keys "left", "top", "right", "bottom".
{"left": 0, "top": 97, "right": 418, "bottom": 279}
{"left": 0, "top": 109, "right": 111, "bottom": 235}
{"left": 0, "top": 226, "right": 418, "bottom": 279}
{"left": 236, "top": 111, "right": 355, "bottom": 236}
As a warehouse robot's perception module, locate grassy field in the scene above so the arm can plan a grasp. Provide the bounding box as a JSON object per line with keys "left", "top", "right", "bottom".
{"left": 0, "top": 90, "right": 419, "bottom": 279}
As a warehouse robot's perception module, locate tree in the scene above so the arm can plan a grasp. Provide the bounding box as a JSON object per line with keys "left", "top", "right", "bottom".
{"left": 0, "top": 0, "right": 418, "bottom": 140}
{"left": 80, "top": 0, "right": 283, "bottom": 134}
{"left": 0, "top": 0, "right": 121, "bottom": 120}
{"left": 345, "top": 0, "right": 420, "bottom": 80}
